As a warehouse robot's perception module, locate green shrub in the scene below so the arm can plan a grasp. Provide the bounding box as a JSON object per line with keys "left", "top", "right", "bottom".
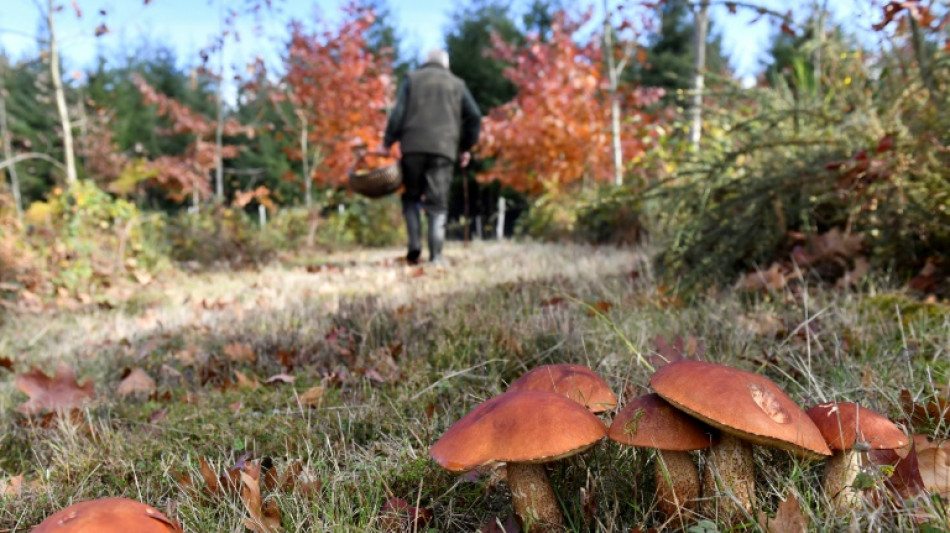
{"left": 517, "top": 185, "right": 645, "bottom": 245}
{"left": 165, "top": 205, "right": 278, "bottom": 267}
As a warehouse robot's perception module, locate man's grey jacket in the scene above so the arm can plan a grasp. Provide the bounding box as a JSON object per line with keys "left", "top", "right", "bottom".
{"left": 384, "top": 62, "right": 482, "bottom": 161}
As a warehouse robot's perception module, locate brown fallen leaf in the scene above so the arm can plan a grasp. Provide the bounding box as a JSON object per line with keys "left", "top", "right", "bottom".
{"left": 117, "top": 367, "right": 157, "bottom": 398}
{"left": 586, "top": 300, "right": 613, "bottom": 316}
{"left": 235, "top": 370, "right": 261, "bottom": 390}
{"left": 482, "top": 515, "right": 522, "bottom": 533}
{"left": 379, "top": 497, "right": 432, "bottom": 532}
{"left": 0, "top": 356, "right": 14, "bottom": 372}
{"left": 148, "top": 407, "right": 169, "bottom": 424}
{"left": 0, "top": 474, "right": 26, "bottom": 498}
{"left": 224, "top": 342, "right": 257, "bottom": 363}
{"left": 265, "top": 373, "right": 295, "bottom": 385}
{"left": 650, "top": 334, "right": 706, "bottom": 368}
{"left": 869, "top": 442, "right": 925, "bottom": 500}
{"left": 241, "top": 471, "right": 282, "bottom": 533}
{"left": 16, "top": 362, "right": 96, "bottom": 415}
{"left": 759, "top": 492, "right": 808, "bottom": 533}
{"left": 913, "top": 435, "right": 950, "bottom": 498}
{"left": 297, "top": 386, "right": 326, "bottom": 408}
{"left": 899, "top": 389, "right": 950, "bottom": 428}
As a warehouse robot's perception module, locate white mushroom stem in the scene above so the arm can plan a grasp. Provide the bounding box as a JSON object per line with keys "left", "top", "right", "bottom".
{"left": 655, "top": 450, "right": 701, "bottom": 520}
{"left": 702, "top": 433, "right": 755, "bottom": 521}
{"left": 823, "top": 449, "right": 862, "bottom": 510}
{"left": 506, "top": 462, "right": 563, "bottom": 529}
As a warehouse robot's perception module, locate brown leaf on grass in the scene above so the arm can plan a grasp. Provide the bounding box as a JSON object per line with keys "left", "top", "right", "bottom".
{"left": 539, "top": 296, "right": 566, "bottom": 308}
{"left": 913, "top": 435, "right": 950, "bottom": 498}
{"left": 759, "top": 492, "right": 808, "bottom": 533}
{"left": 241, "top": 471, "right": 282, "bottom": 533}
{"left": 148, "top": 407, "right": 169, "bottom": 424}
{"left": 738, "top": 312, "right": 787, "bottom": 337}
{"left": 496, "top": 335, "right": 523, "bottom": 357}
{"left": 224, "top": 342, "right": 256, "bottom": 363}
{"left": 0, "top": 356, "right": 13, "bottom": 372}
{"left": 650, "top": 334, "right": 706, "bottom": 368}
{"left": 16, "top": 362, "right": 96, "bottom": 415}
{"left": 279, "top": 461, "right": 321, "bottom": 496}
{"left": 737, "top": 263, "right": 789, "bottom": 292}
{"left": 117, "top": 367, "right": 157, "bottom": 398}
{"left": 379, "top": 497, "right": 432, "bottom": 532}
{"left": 869, "top": 442, "right": 925, "bottom": 499}
{"left": 586, "top": 300, "right": 613, "bottom": 316}
{"left": 836, "top": 256, "right": 870, "bottom": 289}
{"left": 482, "top": 515, "right": 521, "bottom": 533}
{"left": 235, "top": 370, "right": 261, "bottom": 389}
{"left": 274, "top": 348, "right": 296, "bottom": 369}
{"left": 297, "top": 386, "right": 326, "bottom": 408}
{"left": 0, "top": 474, "right": 25, "bottom": 498}
{"left": 265, "top": 373, "right": 295, "bottom": 385}
{"left": 199, "top": 457, "right": 223, "bottom": 496}
{"left": 899, "top": 389, "right": 950, "bottom": 428}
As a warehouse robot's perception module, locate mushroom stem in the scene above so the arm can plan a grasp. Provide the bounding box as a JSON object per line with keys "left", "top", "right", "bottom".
{"left": 702, "top": 433, "right": 755, "bottom": 521}
{"left": 507, "top": 462, "right": 564, "bottom": 529}
{"left": 655, "top": 449, "right": 700, "bottom": 522}
{"left": 823, "top": 449, "right": 862, "bottom": 510}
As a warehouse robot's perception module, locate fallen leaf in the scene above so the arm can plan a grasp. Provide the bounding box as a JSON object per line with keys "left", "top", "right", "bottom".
{"left": 899, "top": 389, "right": 950, "bottom": 428}
{"left": 265, "top": 373, "right": 295, "bottom": 385}
{"left": 869, "top": 442, "right": 925, "bottom": 499}
{"left": 16, "top": 362, "right": 96, "bottom": 415}
{"left": 914, "top": 435, "right": 950, "bottom": 498}
{"left": 0, "top": 474, "right": 25, "bottom": 498}
{"left": 586, "top": 300, "right": 613, "bottom": 316}
{"left": 379, "top": 497, "right": 432, "bottom": 532}
{"left": 759, "top": 492, "right": 808, "bottom": 533}
{"left": 650, "top": 334, "right": 705, "bottom": 368}
{"left": 482, "top": 515, "right": 522, "bottom": 533}
{"left": 230, "top": 401, "right": 243, "bottom": 413}
{"left": 117, "top": 367, "right": 157, "bottom": 398}
{"left": 199, "top": 457, "right": 223, "bottom": 496}
{"left": 235, "top": 370, "right": 261, "bottom": 390}
{"left": 148, "top": 407, "right": 169, "bottom": 424}
{"left": 0, "top": 356, "right": 13, "bottom": 372}
{"left": 241, "top": 471, "right": 282, "bottom": 533}
{"left": 224, "top": 342, "right": 256, "bottom": 363}
{"left": 297, "top": 386, "right": 326, "bottom": 408}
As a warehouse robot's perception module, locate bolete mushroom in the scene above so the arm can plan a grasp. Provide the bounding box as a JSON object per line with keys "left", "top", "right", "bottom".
{"left": 33, "top": 497, "right": 182, "bottom": 532}
{"left": 650, "top": 360, "right": 831, "bottom": 522}
{"left": 608, "top": 393, "right": 717, "bottom": 524}
{"left": 507, "top": 363, "right": 618, "bottom": 413}
{"left": 430, "top": 389, "right": 607, "bottom": 530}
{"left": 805, "top": 401, "right": 908, "bottom": 509}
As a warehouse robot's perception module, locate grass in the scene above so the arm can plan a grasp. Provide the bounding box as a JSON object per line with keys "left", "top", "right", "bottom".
{"left": 0, "top": 240, "right": 948, "bottom": 531}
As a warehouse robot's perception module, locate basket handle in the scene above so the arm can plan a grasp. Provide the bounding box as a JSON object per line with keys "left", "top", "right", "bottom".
{"left": 350, "top": 149, "right": 396, "bottom": 175}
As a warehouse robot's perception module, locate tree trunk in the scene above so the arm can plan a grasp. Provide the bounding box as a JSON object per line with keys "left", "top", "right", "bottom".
{"left": 214, "top": 78, "right": 225, "bottom": 202}
{"left": 0, "top": 80, "right": 23, "bottom": 220}
{"left": 603, "top": 0, "right": 623, "bottom": 186}
{"left": 47, "top": 0, "right": 78, "bottom": 185}
{"left": 300, "top": 114, "right": 311, "bottom": 209}
{"left": 688, "top": 0, "right": 709, "bottom": 153}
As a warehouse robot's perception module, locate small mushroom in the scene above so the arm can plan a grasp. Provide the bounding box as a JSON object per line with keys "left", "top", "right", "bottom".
{"left": 33, "top": 497, "right": 182, "bottom": 532}
{"left": 608, "top": 393, "right": 717, "bottom": 525}
{"left": 805, "top": 401, "right": 908, "bottom": 510}
{"left": 507, "top": 363, "right": 618, "bottom": 413}
{"left": 430, "top": 390, "right": 607, "bottom": 530}
{"left": 650, "top": 361, "right": 831, "bottom": 523}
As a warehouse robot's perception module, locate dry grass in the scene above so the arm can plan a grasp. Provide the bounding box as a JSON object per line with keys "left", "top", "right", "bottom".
{"left": 0, "top": 241, "right": 948, "bottom": 532}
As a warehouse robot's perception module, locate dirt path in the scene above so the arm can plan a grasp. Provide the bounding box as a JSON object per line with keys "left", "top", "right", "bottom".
{"left": 3, "top": 241, "right": 642, "bottom": 364}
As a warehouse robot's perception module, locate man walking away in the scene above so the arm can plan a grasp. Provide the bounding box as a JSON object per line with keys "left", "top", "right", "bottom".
{"left": 383, "top": 49, "right": 482, "bottom": 265}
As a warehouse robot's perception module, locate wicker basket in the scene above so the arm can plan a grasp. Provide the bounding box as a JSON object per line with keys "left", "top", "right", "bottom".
{"left": 348, "top": 152, "right": 402, "bottom": 198}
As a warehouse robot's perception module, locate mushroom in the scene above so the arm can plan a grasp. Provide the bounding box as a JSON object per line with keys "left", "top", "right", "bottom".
{"left": 507, "top": 363, "right": 618, "bottom": 413}
{"left": 430, "top": 389, "right": 607, "bottom": 530}
{"left": 34, "top": 497, "right": 182, "bottom": 532}
{"left": 805, "top": 401, "right": 908, "bottom": 509}
{"left": 608, "top": 393, "right": 717, "bottom": 525}
{"left": 650, "top": 361, "right": 831, "bottom": 522}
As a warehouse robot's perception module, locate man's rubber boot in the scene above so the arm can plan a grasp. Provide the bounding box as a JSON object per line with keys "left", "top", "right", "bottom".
{"left": 403, "top": 201, "right": 422, "bottom": 264}
{"left": 428, "top": 212, "right": 447, "bottom": 264}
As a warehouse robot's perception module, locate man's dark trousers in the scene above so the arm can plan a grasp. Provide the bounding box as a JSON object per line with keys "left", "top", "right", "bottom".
{"left": 400, "top": 153, "right": 452, "bottom": 263}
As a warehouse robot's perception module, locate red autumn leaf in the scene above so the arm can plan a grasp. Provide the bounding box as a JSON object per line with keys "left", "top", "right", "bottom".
{"left": 16, "top": 362, "right": 96, "bottom": 415}
{"left": 759, "top": 492, "right": 809, "bottom": 533}
{"left": 379, "top": 497, "right": 432, "bottom": 532}
{"left": 876, "top": 134, "right": 895, "bottom": 153}
{"left": 869, "top": 443, "right": 925, "bottom": 499}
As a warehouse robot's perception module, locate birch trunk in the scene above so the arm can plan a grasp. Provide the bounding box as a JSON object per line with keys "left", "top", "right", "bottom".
{"left": 47, "top": 0, "right": 78, "bottom": 184}
{"left": 603, "top": 0, "right": 623, "bottom": 186}
{"left": 0, "top": 79, "right": 23, "bottom": 220}
{"left": 688, "top": 0, "right": 709, "bottom": 152}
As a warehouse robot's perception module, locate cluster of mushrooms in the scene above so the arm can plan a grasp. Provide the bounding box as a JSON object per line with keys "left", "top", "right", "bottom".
{"left": 430, "top": 360, "right": 909, "bottom": 530}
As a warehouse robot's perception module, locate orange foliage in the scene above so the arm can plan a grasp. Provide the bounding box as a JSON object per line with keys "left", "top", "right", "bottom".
{"left": 478, "top": 11, "right": 663, "bottom": 194}
{"left": 281, "top": 3, "right": 393, "bottom": 187}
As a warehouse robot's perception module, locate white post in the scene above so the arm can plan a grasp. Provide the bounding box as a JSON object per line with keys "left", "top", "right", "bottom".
{"left": 496, "top": 197, "right": 506, "bottom": 240}
{"left": 259, "top": 204, "right": 267, "bottom": 229}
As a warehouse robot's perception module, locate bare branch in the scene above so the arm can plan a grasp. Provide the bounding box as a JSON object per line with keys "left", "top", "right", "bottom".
{"left": 0, "top": 152, "right": 67, "bottom": 171}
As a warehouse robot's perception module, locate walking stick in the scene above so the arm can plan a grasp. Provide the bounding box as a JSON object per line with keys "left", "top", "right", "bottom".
{"left": 463, "top": 164, "right": 470, "bottom": 247}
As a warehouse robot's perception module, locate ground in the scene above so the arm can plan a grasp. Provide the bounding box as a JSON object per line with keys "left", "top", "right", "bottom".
{"left": 0, "top": 241, "right": 947, "bottom": 531}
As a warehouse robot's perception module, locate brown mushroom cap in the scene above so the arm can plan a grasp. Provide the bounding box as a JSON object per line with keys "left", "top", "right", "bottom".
{"left": 33, "top": 497, "right": 181, "bottom": 533}
{"left": 805, "top": 402, "right": 908, "bottom": 451}
{"left": 507, "top": 364, "right": 618, "bottom": 413}
{"left": 650, "top": 360, "right": 832, "bottom": 458}
{"left": 430, "top": 390, "right": 607, "bottom": 472}
{"left": 609, "top": 393, "right": 718, "bottom": 451}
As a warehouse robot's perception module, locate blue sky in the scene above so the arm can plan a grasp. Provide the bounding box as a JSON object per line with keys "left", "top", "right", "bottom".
{"left": 0, "top": 0, "right": 878, "bottom": 84}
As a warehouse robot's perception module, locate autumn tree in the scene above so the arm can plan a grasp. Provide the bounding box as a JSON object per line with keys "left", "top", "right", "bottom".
{"left": 278, "top": 3, "right": 392, "bottom": 207}
{"left": 133, "top": 76, "right": 252, "bottom": 208}
{"left": 478, "top": 11, "right": 663, "bottom": 194}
